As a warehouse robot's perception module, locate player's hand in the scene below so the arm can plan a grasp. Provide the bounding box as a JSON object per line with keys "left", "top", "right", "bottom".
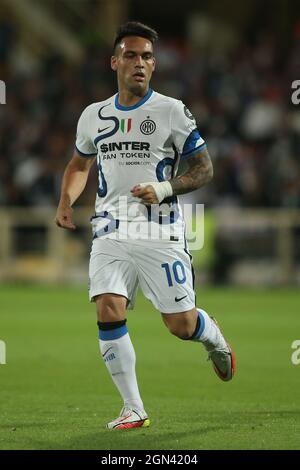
{"left": 55, "top": 205, "right": 76, "bottom": 230}
{"left": 131, "top": 184, "right": 159, "bottom": 204}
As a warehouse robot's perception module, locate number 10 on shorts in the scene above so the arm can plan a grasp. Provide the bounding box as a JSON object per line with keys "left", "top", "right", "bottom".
{"left": 161, "top": 262, "right": 187, "bottom": 286}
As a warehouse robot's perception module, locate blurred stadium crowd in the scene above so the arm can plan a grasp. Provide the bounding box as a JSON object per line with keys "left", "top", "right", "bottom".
{"left": 1, "top": 18, "right": 300, "bottom": 208}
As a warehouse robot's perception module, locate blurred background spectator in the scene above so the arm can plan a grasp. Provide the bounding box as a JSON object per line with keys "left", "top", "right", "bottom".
{"left": 1, "top": 0, "right": 300, "bottom": 286}
{"left": 1, "top": 0, "right": 299, "bottom": 209}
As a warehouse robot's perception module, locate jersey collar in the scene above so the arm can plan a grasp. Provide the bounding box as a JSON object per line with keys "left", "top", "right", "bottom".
{"left": 115, "top": 88, "right": 153, "bottom": 111}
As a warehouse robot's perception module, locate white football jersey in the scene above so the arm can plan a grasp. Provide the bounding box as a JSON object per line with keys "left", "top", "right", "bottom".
{"left": 75, "top": 89, "right": 206, "bottom": 244}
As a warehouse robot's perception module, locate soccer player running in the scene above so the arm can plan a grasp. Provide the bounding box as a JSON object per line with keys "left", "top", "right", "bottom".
{"left": 55, "top": 22, "right": 235, "bottom": 430}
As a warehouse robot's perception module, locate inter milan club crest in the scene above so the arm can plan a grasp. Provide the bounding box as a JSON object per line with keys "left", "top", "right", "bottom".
{"left": 140, "top": 117, "right": 156, "bottom": 135}
{"left": 120, "top": 118, "right": 132, "bottom": 133}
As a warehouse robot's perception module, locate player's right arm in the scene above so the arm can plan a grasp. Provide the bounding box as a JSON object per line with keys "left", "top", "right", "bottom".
{"left": 55, "top": 104, "right": 97, "bottom": 230}
{"left": 55, "top": 152, "right": 96, "bottom": 229}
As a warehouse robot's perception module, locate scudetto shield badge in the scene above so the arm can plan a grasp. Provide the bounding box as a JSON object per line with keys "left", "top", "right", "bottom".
{"left": 120, "top": 118, "right": 132, "bottom": 133}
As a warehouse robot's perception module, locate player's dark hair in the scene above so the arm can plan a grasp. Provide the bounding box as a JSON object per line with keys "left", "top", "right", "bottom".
{"left": 113, "top": 21, "right": 158, "bottom": 52}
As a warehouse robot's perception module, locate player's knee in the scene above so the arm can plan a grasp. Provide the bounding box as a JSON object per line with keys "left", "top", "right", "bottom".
{"left": 95, "top": 294, "right": 126, "bottom": 322}
{"left": 166, "top": 320, "right": 195, "bottom": 340}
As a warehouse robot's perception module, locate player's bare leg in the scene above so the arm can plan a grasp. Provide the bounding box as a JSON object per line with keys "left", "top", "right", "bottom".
{"left": 161, "top": 308, "right": 235, "bottom": 381}
{"left": 95, "top": 293, "right": 149, "bottom": 429}
{"left": 95, "top": 293, "right": 127, "bottom": 323}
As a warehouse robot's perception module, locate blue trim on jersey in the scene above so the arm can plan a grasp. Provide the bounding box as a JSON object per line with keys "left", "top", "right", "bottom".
{"left": 115, "top": 88, "right": 153, "bottom": 111}
{"left": 181, "top": 142, "right": 207, "bottom": 159}
{"left": 94, "top": 105, "right": 120, "bottom": 145}
{"left": 99, "top": 325, "right": 128, "bottom": 341}
{"left": 153, "top": 150, "right": 181, "bottom": 226}
{"left": 156, "top": 157, "right": 174, "bottom": 182}
{"left": 92, "top": 211, "right": 120, "bottom": 239}
{"left": 181, "top": 128, "right": 206, "bottom": 159}
{"left": 75, "top": 145, "right": 97, "bottom": 158}
{"left": 171, "top": 144, "right": 180, "bottom": 178}
{"left": 96, "top": 158, "right": 108, "bottom": 197}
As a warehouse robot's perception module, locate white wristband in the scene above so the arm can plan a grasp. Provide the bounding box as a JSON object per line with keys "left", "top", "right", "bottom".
{"left": 139, "top": 181, "right": 173, "bottom": 203}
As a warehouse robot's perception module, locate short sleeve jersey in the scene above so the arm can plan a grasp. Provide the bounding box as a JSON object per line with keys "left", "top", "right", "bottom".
{"left": 75, "top": 89, "right": 206, "bottom": 244}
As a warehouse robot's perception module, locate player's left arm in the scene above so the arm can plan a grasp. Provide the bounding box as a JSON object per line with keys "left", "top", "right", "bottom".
{"left": 131, "top": 146, "right": 213, "bottom": 204}
{"left": 132, "top": 100, "right": 214, "bottom": 204}
{"left": 169, "top": 146, "right": 213, "bottom": 196}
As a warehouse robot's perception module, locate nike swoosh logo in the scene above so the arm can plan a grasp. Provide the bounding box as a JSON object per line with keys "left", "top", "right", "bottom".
{"left": 175, "top": 295, "right": 187, "bottom": 302}
{"left": 116, "top": 414, "right": 131, "bottom": 423}
{"left": 98, "top": 126, "right": 110, "bottom": 133}
{"left": 102, "top": 347, "right": 113, "bottom": 357}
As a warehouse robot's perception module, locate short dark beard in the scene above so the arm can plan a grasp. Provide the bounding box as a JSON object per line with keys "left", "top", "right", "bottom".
{"left": 127, "top": 83, "right": 148, "bottom": 97}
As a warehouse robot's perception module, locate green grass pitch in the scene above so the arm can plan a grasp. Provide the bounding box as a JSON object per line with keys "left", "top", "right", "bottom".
{"left": 0, "top": 285, "right": 300, "bottom": 450}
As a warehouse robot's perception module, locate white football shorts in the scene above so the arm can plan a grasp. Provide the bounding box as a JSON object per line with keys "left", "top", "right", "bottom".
{"left": 89, "top": 238, "right": 196, "bottom": 314}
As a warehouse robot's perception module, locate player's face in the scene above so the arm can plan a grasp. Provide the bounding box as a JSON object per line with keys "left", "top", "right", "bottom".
{"left": 111, "top": 36, "right": 156, "bottom": 95}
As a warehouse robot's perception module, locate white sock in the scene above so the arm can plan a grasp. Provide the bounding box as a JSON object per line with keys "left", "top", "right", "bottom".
{"left": 192, "top": 308, "right": 227, "bottom": 350}
{"left": 99, "top": 332, "right": 144, "bottom": 411}
{"left": 195, "top": 308, "right": 214, "bottom": 342}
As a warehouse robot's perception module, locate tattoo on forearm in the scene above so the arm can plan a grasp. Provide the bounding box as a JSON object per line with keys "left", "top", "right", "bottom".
{"left": 170, "top": 150, "right": 213, "bottom": 196}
